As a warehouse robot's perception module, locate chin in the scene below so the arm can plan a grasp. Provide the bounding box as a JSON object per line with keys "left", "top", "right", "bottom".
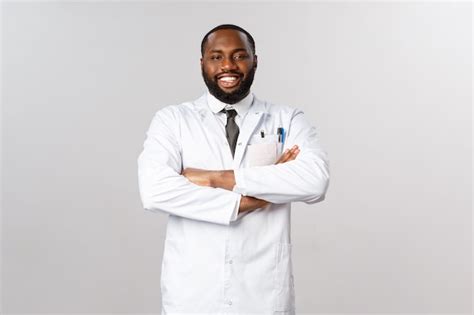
{"left": 221, "top": 88, "right": 239, "bottom": 94}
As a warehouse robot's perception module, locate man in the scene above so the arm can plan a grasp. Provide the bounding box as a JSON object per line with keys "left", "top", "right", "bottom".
{"left": 138, "top": 24, "right": 329, "bottom": 314}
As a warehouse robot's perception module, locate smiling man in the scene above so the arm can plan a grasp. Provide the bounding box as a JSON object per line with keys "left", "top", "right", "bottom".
{"left": 138, "top": 24, "right": 330, "bottom": 314}
{"left": 201, "top": 27, "right": 257, "bottom": 105}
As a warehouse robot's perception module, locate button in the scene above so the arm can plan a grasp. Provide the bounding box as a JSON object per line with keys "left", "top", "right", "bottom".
{"left": 228, "top": 260, "right": 233, "bottom": 264}
{"left": 237, "top": 142, "right": 242, "bottom": 146}
{"left": 227, "top": 300, "right": 233, "bottom": 306}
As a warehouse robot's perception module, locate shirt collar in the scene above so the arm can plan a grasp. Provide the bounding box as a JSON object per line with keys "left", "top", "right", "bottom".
{"left": 206, "top": 91, "right": 254, "bottom": 117}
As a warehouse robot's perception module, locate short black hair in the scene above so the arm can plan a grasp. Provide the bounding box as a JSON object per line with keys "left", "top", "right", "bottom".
{"left": 201, "top": 24, "right": 256, "bottom": 57}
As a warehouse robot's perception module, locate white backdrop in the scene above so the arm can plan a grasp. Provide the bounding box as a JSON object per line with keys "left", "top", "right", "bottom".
{"left": 2, "top": 1, "right": 472, "bottom": 314}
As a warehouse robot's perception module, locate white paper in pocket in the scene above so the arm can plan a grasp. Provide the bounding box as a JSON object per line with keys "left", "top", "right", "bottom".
{"left": 246, "top": 142, "right": 278, "bottom": 167}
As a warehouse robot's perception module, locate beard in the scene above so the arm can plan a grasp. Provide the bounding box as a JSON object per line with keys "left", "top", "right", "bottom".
{"left": 201, "top": 66, "right": 256, "bottom": 105}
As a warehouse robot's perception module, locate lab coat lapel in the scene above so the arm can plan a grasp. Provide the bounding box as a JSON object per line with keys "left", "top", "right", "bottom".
{"left": 233, "top": 98, "right": 266, "bottom": 168}
{"left": 194, "top": 94, "right": 232, "bottom": 168}
{"left": 194, "top": 94, "right": 225, "bottom": 143}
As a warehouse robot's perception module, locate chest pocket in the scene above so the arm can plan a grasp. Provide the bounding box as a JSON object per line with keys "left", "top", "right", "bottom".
{"left": 245, "top": 134, "right": 282, "bottom": 167}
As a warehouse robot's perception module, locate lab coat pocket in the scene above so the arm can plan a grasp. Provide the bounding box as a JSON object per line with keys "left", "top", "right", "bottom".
{"left": 246, "top": 142, "right": 278, "bottom": 167}
{"left": 273, "top": 243, "right": 295, "bottom": 312}
{"left": 246, "top": 134, "right": 283, "bottom": 167}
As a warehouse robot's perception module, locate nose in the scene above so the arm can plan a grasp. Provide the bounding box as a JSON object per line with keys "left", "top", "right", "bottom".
{"left": 221, "top": 56, "right": 238, "bottom": 71}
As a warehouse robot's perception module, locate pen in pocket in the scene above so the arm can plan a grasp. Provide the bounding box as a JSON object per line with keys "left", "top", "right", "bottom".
{"left": 277, "top": 127, "right": 285, "bottom": 144}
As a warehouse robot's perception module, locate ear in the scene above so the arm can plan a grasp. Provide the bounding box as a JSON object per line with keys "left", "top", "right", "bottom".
{"left": 200, "top": 57, "right": 203, "bottom": 66}
{"left": 253, "top": 55, "right": 258, "bottom": 68}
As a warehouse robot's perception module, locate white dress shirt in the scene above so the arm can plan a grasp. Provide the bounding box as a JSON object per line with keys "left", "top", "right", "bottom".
{"left": 207, "top": 90, "right": 254, "bottom": 130}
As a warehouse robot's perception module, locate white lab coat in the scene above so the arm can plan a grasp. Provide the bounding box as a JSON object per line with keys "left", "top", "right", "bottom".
{"left": 137, "top": 93, "right": 329, "bottom": 314}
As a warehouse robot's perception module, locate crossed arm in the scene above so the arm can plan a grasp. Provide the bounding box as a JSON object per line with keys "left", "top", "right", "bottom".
{"left": 181, "top": 145, "right": 300, "bottom": 214}
{"left": 138, "top": 107, "right": 329, "bottom": 225}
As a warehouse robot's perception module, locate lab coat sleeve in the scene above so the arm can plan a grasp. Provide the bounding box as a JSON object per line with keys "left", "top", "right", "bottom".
{"left": 233, "top": 109, "right": 330, "bottom": 204}
{"left": 138, "top": 107, "right": 241, "bottom": 225}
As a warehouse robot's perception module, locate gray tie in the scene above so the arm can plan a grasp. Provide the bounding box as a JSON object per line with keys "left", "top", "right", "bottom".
{"left": 224, "top": 109, "right": 239, "bottom": 157}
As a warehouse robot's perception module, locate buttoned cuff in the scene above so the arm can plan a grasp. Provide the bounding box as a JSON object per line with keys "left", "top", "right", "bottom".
{"left": 232, "top": 168, "right": 247, "bottom": 196}
{"left": 229, "top": 194, "right": 242, "bottom": 222}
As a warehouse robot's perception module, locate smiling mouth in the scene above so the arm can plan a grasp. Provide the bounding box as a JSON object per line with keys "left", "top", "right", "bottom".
{"left": 217, "top": 74, "right": 241, "bottom": 89}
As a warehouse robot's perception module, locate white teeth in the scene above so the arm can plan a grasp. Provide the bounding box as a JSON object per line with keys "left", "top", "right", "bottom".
{"left": 219, "top": 76, "right": 237, "bottom": 82}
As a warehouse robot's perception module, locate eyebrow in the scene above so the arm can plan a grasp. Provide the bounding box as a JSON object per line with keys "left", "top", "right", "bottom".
{"left": 208, "top": 48, "right": 249, "bottom": 54}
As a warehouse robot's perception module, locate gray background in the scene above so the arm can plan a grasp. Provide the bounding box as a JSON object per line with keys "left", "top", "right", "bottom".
{"left": 1, "top": 1, "right": 472, "bottom": 314}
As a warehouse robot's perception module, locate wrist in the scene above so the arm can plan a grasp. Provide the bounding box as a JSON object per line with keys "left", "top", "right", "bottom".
{"left": 209, "top": 170, "right": 235, "bottom": 190}
{"left": 209, "top": 171, "right": 218, "bottom": 188}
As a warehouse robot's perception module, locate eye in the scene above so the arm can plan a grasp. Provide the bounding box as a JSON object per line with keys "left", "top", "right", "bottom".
{"left": 234, "top": 54, "right": 249, "bottom": 60}
{"left": 210, "top": 55, "right": 222, "bottom": 61}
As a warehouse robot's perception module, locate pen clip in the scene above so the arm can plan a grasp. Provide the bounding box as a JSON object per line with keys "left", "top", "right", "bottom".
{"left": 277, "top": 127, "right": 283, "bottom": 143}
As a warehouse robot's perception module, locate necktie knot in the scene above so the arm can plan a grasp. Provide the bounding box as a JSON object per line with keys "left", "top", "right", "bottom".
{"left": 224, "top": 109, "right": 238, "bottom": 119}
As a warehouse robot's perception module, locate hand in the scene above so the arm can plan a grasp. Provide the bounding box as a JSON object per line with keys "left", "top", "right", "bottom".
{"left": 276, "top": 145, "right": 300, "bottom": 164}
{"left": 239, "top": 196, "right": 269, "bottom": 213}
{"left": 182, "top": 168, "right": 212, "bottom": 187}
{"left": 239, "top": 145, "right": 300, "bottom": 214}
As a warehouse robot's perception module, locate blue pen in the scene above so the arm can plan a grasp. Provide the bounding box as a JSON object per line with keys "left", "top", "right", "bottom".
{"left": 277, "top": 127, "right": 285, "bottom": 144}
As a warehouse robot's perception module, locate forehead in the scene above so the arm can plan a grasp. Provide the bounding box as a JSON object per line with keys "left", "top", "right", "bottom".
{"left": 204, "top": 29, "right": 251, "bottom": 53}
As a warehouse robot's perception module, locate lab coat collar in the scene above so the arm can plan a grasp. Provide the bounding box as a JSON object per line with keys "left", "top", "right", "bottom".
{"left": 206, "top": 91, "right": 254, "bottom": 117}
{"left": 195, "top": 92, "right": 266, "bottom": 168}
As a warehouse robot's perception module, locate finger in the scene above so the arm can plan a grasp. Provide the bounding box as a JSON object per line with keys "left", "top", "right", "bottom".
{"left": 284, "top": 147, "right": 300, "bottom": 162}
{"left": 285, "top": 152, "right": 296, "bottom": 162}
{"left": 281, "top": 147, "right": 296, "bottom": 162}
{"left": 276, "top": 145, "right": 300, "bottom": 164}
{"left": 285, "top": 146, "right": 298, "bottom": 157}
{"left": 279, "top": 146, "right": 298, "bottom": 162}
{"left": 276, "top": 149, "right": 290, "bottom": 164}
{"left": 289, "top": 148, "right": 300, "bottom": 161}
